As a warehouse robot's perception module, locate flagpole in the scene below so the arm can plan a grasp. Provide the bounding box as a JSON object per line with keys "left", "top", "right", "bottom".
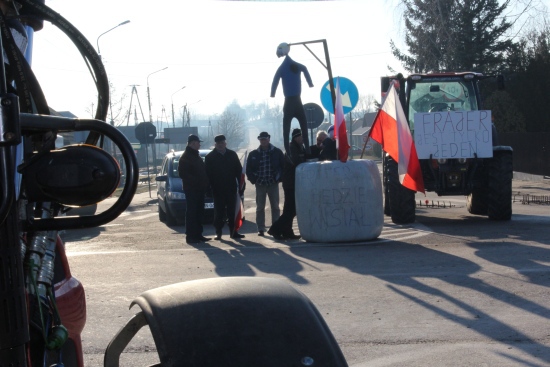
{"left": 348, "top": 111, "right": 352, "bottom": 158}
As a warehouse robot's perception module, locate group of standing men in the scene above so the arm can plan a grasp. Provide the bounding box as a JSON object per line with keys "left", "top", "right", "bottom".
{"left": 177, "top": 41, "right": 339, "bottom": 244}
{"left": 178, "top": 126, "right": 338, "bottom": 244}
{"left": 178, "top": 134, "right": 245, "bottom": 245}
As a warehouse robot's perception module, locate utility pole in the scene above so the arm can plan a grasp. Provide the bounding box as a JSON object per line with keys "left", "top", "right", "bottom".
{"left": 126, "top": 85, "right": 147, "bottom": 126}
{"left": 171, "top": 86, "right": 186, "bottom": 128}
{"left": 146, "top": 67, "right": 168, "bottom": 124}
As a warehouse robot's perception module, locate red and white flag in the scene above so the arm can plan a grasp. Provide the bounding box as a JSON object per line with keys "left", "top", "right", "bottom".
{"left": 234, "top": 150, "right": 248, "bottom": 232}
{"left": 368, "top": 84, "right": 425, "bottom": 193}
{"left": 333, "top": 78, "right": 350, "bottom": 162}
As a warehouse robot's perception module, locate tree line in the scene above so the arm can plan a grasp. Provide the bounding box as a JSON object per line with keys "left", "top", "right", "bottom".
{"left": 391, "top": 0, "right": 550, "bottom": 133}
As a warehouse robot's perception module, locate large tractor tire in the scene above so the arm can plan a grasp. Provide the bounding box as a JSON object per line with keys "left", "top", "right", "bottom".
{"left": 487, "top": 149, "right": 513, "bottom": 220}
{"left": 386, "top": 157, "right": 416, "bottom": 224}
{"left": 383, "top": 184, "right": 391, "bottom": 216}
{"left": 466, "top": 188, "right": 488, "bottom": 215}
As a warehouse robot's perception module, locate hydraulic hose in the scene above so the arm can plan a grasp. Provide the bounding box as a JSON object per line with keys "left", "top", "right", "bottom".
{"left": 19, "top": 0, "right": 110, "bottom": 129}
{"left": 20, "top": 114, "right": 139, "bottom": 231}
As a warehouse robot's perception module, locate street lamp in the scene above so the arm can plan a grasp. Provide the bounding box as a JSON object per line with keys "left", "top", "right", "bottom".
{"left": 96, "top": 20, "right": 130, "bottom": 58}
{"left": 171, "top": 86, "right": 186, "bottom": 128}
{"left": 96, "top": 20, "right": 130, "bottom": 127}
{"left": 147, "top": 67, "right": 168, "bottom": 123}
{"left": 96, "top": 20, "right": 130, "bottom": 159}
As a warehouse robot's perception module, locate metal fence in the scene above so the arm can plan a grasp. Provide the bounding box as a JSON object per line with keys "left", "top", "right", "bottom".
{"left": 499, "top": 132, "right": 550, "bottom": 177}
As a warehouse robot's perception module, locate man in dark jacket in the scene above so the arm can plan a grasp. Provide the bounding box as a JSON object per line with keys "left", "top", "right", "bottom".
{"left": 178, "top": 134, "right": 210, "bottom": 244}
{"left": 268, "top": 128, "right": 305, "bottom": 240}
{"left": 319, "top": 125, "right": 337, "bottom": 161}
{"left": 246, "top": 131, "right": 284, "bottom": 236}
{"left": 205, "top": 134, "right": 245, "bottom": 240}
{"left": 310, "top": 130, "right": 328, "bottom": 159}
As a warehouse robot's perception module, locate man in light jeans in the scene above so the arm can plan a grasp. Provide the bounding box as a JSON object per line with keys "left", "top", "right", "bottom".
{"left": 246, "top": 132, "right": 285, "bottom": 236}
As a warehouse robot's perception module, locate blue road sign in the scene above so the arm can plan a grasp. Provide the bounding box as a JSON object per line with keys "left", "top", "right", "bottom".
{"left": 320, "top": 76, "right": 359, "bottom": 114}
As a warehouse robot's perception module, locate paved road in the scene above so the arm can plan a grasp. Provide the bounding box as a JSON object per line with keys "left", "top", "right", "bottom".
{"left": 62, "top": 161, "right": 550, "bottom": 366}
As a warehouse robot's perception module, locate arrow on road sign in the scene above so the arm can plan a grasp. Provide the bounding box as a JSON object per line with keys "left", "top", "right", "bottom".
{"left": 325, "top": 84, "right": 352, "bottom": 109}
{"left": 320, "top": 76, "right": 358, "bottom": 114}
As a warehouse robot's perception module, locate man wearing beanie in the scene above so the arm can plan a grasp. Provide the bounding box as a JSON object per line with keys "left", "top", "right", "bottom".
{"left": 268, "top": 128, "right": 305, "bottom": 240}
{"left": 246, "top": 131, "right": 284, "bottom": 236}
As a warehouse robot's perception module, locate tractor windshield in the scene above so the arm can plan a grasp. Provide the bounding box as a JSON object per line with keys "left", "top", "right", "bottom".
{"left": 407, "top": 77, "right": 478, "bottom": 129}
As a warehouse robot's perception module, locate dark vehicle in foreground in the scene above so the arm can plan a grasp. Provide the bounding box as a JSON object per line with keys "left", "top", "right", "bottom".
{"left": 155, "top": 150, "right": 214, "bottom": 225}
{"left": 382, "top": 72, "right": 513, "bottom": 224}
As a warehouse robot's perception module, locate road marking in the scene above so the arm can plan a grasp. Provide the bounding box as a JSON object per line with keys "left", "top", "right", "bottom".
{"left": 127, "top": 213, "right": 158, "bottom": 221}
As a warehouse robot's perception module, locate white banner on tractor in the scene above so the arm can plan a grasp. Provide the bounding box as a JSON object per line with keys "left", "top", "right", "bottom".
{"left": 413, "top": 110, "right": 493, "bottom": 159}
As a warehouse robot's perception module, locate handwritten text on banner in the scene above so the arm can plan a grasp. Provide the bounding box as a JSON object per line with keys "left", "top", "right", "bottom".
{"left": 413, "top": 111, "right": 493, "bottom": 159}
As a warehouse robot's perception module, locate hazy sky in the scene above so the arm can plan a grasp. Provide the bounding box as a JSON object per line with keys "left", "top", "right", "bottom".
{"left": 30, "top": 0, "right": 404, "bottom": 121}
{"left": 29, "top": 0, "right": 547, "bottom": 123}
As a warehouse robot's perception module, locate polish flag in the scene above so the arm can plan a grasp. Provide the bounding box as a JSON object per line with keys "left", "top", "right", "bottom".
{"left": 368, "top": 84, "right": 425, "bottom": 193}
{"left": 234, "top": 150, "right": 248, "bottom": 232}
{"left": 333, "top": 78, "right": 350, "bottom": 162}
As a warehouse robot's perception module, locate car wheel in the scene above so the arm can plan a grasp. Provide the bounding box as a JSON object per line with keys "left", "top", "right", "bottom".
{"left": 158, "top": 205, "right": 167, "bottom": 223}
{"left": 165, "top": 206, "right": 177, "bottom": 226}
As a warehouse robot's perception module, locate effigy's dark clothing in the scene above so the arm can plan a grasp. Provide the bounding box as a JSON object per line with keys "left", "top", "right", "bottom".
{"left": 282, "top": 96, "right": 310, "bottom": 154}
{"left": 271, "top": 55, "right": 313, "bottom": 154}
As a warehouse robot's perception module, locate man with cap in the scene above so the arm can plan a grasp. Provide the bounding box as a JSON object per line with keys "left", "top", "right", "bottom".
{"left": 178, "top": 134, "right": 210, "bottom": 244}
{"left": 319, "top": 125, "right": 337, "bottom": 161}
{"left": 268, "top": 128, "right": 305, "bottom": 240}
{"left": 205, "top": 134, "right": 245, "bottom": 240}
{"left": 270, "top": 42, "right": 314, "bottom": 155}
{"left": 246, "top": 131, "right": 284, "bottom": 236}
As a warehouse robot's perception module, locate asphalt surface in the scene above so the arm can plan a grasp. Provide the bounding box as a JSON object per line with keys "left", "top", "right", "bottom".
{"left": 67, "top": 163, "right": 550, "bottom": 367}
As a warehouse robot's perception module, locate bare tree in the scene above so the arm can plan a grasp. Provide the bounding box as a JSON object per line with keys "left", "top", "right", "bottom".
{"left": 351, "top": 93, "right": 377, "bottom": 120}
{"left": 109, "top": 82, "right": 128, "bottom": 127}
{"left": 216, "top": 109, "right": 245, "bottom": 149}
{"left": 86, "top": 82, "right": 127, "bottom": 124}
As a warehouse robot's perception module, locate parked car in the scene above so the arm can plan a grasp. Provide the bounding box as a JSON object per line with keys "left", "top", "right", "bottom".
{"left": 155, "top": 150, "right": 214, "bottom": 226}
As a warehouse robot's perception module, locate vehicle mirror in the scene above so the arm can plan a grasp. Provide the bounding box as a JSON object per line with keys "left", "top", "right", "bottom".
{"left": 155, "top": 176, "right": 167, "bottom": 182}
{"left": 429, "top": 85, "right": 440, "bottom": 92}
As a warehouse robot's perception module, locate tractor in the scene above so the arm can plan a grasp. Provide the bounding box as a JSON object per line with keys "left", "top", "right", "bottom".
{"left": 381, "top": 72, "right": 513, "bottom": 224}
